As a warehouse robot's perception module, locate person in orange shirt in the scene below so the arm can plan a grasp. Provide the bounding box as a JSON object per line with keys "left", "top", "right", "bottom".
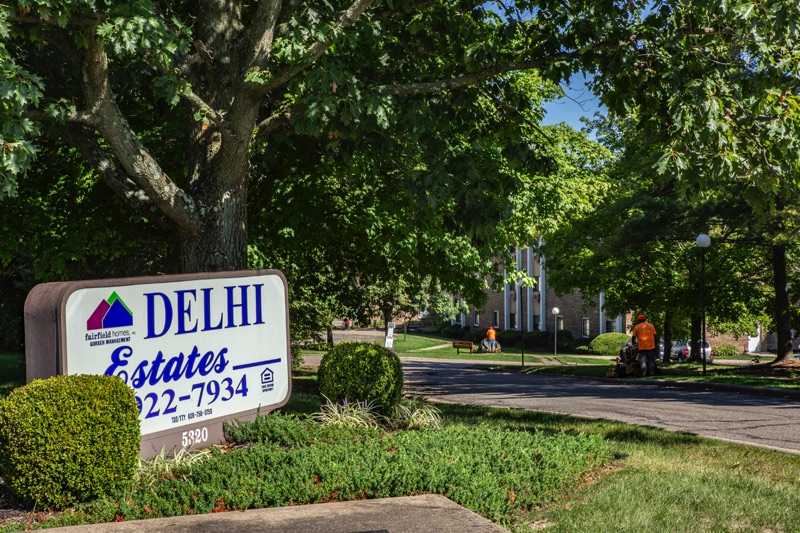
{"left": 486, "top": 326, "right": 497, "bottom": 352}
{"left": 632, "top": 314, "right": 657, "bottom": 377}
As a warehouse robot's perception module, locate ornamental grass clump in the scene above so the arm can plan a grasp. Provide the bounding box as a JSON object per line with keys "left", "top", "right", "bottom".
{"left": 391, "top": 397, "right": 442, "bottom": 430}
{"left": 311, "top": 397, "right": 384, "bottom": 429}
{"left": 0, "top": 374, "right": 140, "bottom": 509}
{"left": 318, "top": 341, "right": 403, "bottom": 414}
{"left": 134, "top": 447, "right": 212, "bottom": 488}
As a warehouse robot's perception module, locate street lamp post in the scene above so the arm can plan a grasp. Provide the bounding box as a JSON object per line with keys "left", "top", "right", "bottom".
{"left": 552, "top": 307, "right": 560, "bottom": 356}
{"left": 696, "top": 233, "right": 711, "bottom": 376}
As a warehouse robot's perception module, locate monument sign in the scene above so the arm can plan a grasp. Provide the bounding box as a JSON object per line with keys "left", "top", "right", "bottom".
{"left": 24, "top": 270, "right": 291, "bottom": 456}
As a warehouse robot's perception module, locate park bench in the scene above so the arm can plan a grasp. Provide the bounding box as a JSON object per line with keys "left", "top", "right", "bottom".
{"left": 452, "top": 340, "right": 474, "bottom": 354}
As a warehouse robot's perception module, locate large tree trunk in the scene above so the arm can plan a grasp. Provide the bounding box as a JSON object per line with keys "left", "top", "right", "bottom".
{"left": 690, "top": 313, "right": 701, "bottom": 362}
{"left": 181, "top": 180, "right": 249, "bottom": 273}
{"left": 382, "top": 306, "right": 394, "bottom": 335}
{"left": 772, "top": 244, "right": 793, "bottom": 362}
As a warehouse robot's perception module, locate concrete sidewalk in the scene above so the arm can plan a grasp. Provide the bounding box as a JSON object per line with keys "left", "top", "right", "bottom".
{"left": 50, "top": 494, "right": 506, "bottom": 533}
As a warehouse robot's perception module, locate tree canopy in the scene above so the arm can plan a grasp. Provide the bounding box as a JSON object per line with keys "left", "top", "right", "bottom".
{"left": 2, "top": 0, "right": 798, "bottom": 349}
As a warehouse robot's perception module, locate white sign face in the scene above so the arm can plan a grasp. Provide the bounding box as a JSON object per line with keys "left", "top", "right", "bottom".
{"left": 63, "top": 274, "right": 289, "bottom": 437}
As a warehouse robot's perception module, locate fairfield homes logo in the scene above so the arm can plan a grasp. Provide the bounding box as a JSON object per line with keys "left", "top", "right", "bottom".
{"left": 85, "top": 292, "right": 132, "bottom": 346}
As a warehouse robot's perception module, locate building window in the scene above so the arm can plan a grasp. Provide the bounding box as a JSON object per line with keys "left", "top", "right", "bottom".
{"left": 556, "top": 316, "right": 564, "bottom": 331}
{"left": 510, "top": 313, "right": 517, "bottom": 330}
{"left": 492, "top": 310, "right": 500, "bottom": 327}
{"left": 474, "top": 310, "right": 481, "bottom": 326}
{"left": 533, "top": 314, "right": 540, "bottom": 331}
{"left": 582, "top": 318, "right": 591, "bottom": 338}
{"left": 605, "top": 320, "right": 616, "bottom": 333}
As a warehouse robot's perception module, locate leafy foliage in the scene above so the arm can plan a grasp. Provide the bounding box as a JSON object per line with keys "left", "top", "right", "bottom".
{"left": 318, "top": 342, "right": 403, "bottom": 414}
{"left": 0, "top": 374, "right": 140, "bottom": 508}
{"left": 223, "top": 411, "right": 382, "bottom": 448}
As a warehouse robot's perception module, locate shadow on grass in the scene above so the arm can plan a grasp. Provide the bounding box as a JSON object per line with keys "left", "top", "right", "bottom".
{"left": 603, "top": 426, "right": 700, "bottom": 446}
{"left": 432, "top": 401, "right": 706, "bottom": 450}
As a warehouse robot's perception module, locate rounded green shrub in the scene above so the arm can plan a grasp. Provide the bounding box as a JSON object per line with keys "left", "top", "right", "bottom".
{"left": 714, "top": 343, "right": 740, "bottom": 358}
{"left": 588, "top": 332, "right": 632, "bottom": 355}
{"left": 0, "top": 374, "right": 140, "bottom": 508}
{"left": 318, "top": 342, "right": 403, "bottom": 414}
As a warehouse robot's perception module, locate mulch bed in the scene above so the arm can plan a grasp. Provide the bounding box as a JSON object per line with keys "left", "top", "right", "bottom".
{"left": 0, "top": 480, "right": 59, "bottom": 528}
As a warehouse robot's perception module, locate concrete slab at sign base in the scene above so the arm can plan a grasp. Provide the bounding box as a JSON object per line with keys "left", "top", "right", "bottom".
{"left": 24, "top": 270, "right": 292, "bottom": 458}
{"left": 44, "top": 494, "right": 508, "bottom": 533}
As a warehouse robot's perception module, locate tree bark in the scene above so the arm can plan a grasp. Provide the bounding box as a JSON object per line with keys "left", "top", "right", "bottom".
{"left": 690, "top": 313, "right": 701, "bottom": 362}
{"left": 662, "top": 312, "right": 673, "bottom": 364}
{"left": 772, "top": 244, "right": 793, "bottom": 362}
{"left": 180, "top": 181, "right": 249, "bottom": 272}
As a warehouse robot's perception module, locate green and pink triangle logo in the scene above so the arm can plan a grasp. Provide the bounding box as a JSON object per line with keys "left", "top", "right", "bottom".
{"left": 87, "top": 292, "right": 133, "bottom": 330}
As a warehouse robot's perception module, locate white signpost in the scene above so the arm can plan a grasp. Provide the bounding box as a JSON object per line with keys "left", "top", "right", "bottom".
{"left": 384, "top": 321, "right": 395, "bottom": 348}
{"left": 25, "top": 270, "right": 291, "bottom": 456}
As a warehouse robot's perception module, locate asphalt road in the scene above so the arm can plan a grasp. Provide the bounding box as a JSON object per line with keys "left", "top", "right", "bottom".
{"left": 400, "top": 359, "right": 800, "bottom": 456}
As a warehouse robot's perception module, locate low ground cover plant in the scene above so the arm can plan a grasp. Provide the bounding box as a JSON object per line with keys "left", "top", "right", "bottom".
{"left": 31, "top": 410, "right": 609, "bottom": 530}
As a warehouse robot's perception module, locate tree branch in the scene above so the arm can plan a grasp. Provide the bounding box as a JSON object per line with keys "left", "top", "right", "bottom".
{"left": 255, "top": 106, "right": 295, "bottom": 141}
{"left": 256, "top": 0, "right": 375, "bottom": 96}
{"left": 62, "top": 124, "right": 173, "bottom": 229}
{"left": 78, "top": 28, "right": 203, "bottom": 235}
{"left": 375, "top": 59, "right": 566, "bottom": 96}
{"left": 246, "top": 0, "right": 282, "bottom": 72}
{"left": 181, "top": 87, "right": 233, "bottom": 137}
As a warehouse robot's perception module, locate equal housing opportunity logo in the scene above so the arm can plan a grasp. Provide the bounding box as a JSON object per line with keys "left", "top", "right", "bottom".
{"left": 85, "top": 292, "right": 132, "bottom": 346}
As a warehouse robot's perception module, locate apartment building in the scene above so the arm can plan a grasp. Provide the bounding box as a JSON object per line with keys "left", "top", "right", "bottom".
{"left": 453, "top": 246, "right": 629, "bottom": 340}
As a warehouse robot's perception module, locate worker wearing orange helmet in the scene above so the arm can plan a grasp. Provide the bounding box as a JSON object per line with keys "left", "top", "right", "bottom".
{"left": 632, "top": 314, "right": 657, "bottom": 377}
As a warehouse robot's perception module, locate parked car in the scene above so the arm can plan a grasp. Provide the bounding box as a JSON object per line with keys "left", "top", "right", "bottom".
{"left": 671, "top": 340, "right": 713, "bottom": 362}
{"left": 671, "top": 340, "right": 689, "bottom": 361}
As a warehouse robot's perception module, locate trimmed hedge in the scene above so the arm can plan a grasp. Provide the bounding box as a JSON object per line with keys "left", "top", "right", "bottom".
{"left": 588, "top": 333, "right": 632, "bottom": 356}
{"left": 318, "top": 342, "right": 403, "bottom": 414}
{"left": 0, "top": 374, "right": 140, "bottom": 508}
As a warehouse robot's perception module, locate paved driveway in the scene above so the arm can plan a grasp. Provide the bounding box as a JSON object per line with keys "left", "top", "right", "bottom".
{"left": 400, "top": 359, "right": 800, "bottom": 456}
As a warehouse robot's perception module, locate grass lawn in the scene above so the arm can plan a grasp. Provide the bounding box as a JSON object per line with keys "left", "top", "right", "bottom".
{"left": 436, "top": 401, "right": 800, "bottom": 532}
{"left": 380, "top": 334, "right": 613, "bottom": 365}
